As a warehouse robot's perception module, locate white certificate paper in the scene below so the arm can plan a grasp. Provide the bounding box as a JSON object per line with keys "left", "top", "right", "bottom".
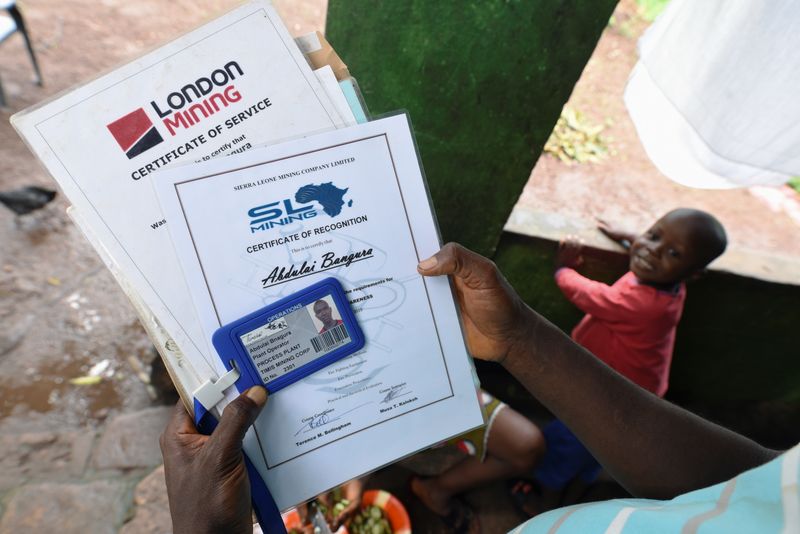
{"left": 11, "top": 1, "right": 345, "bottom": 381}
{"left": 153, "top": 114, "right": 484, "bottom": 508}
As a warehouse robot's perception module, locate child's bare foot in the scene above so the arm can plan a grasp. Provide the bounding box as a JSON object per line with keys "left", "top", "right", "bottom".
{"left": 411, "top": 477, "right": 480, "bottom": 533}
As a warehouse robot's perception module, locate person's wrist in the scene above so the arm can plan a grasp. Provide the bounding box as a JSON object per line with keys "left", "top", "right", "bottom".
{"left": 175, "top": 521, "right": 249, "bottom": 534}
{"left": 555, "top": 258, "right": 570, "bottom": 270}
{"left": 500, "top": 303, "right": 540, "bottom": 367}
{"left": 173, "top": 518, "right": 211, "bottom": 534}
{"left": 172, "top": 507, "right": 251, "bottom": 534}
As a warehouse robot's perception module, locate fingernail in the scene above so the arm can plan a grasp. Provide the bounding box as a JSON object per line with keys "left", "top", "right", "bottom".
{"left": 245, "top": 386, "right": 268, "bottom": 408}
{"left": 418, "top": 256, "right": 438, "bottom": 270}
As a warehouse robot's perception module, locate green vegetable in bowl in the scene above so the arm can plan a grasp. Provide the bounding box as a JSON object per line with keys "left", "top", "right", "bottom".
{"left": 350, "top": 505, "right": 392, "bottom": 534}
{"left": 332, "top": 498, "right": 350, "bottom": 518}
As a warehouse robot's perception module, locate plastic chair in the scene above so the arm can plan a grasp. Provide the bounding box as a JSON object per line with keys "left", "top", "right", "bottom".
{"left": 0, "top": 0, "right": 43, "bottom": 107}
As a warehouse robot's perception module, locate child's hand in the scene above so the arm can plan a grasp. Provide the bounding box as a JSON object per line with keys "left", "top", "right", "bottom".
{"left": 597, "top": 218, "right": 635, "bottom": 249}
{"left": 332, "top": 479, "right": 363, "bottom": 529}
{"left": 597, "top": 218, "right": 617, "bottom": 238}
{"left": 557, "top": 236, "right": 584, "bottom": 269}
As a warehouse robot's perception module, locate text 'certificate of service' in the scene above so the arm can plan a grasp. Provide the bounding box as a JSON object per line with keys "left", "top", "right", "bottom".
{"left": 12, "top": 1, "right": 345, "bottom": 382}
{"left": 154, "top": 114, "right": 485, "bottom": 508}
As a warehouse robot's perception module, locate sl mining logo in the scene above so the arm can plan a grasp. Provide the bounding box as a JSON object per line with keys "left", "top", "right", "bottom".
{"left": 106, "top": 108, "right": 164, "bottom": 159}
{"left": 248, "top": 182, "right": 352, "bottom": 234}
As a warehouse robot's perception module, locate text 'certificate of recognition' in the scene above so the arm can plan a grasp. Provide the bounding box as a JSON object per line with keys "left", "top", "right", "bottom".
{"left": 153, "top": 114, "right": 485, "bottom": 508}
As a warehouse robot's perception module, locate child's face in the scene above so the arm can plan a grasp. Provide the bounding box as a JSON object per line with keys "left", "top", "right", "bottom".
{"left": 629, "top": 213, "right": 704, "bottom": 285}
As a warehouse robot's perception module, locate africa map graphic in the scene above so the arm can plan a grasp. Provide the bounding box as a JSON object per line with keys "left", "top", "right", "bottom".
{"left": 295, "top": 182, "right": 353, "bottom": 217}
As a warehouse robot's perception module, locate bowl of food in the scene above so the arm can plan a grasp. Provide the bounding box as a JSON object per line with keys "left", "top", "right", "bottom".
{"left": 282, "top": 508, "right": 304, "bottom": 532}
{"left": 283, "top": 488, "right": 410, "bottom": 534}
{"left": 350, "top": 490, "right": 411, "bottom": 534}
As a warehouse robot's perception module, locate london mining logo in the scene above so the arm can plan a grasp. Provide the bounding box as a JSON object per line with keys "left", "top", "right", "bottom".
{"left": 106, "top": 61, "right": 245, "bottom": 160}
{"left": 106, "top": 108, "right": 164, "bottom": 159}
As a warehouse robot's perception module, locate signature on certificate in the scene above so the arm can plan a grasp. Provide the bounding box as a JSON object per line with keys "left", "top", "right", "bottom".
{"left": 294, "top": 402, "right": 371, "bottom": 436}
{"left": 381, "top": 384, "right": 411, "bottom": 404}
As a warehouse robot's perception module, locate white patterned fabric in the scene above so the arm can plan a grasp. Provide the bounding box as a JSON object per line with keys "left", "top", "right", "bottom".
{"left": 625, "top": 0, "right": 800, "bottom": 188}
{"left": 512, "top": 443, "right": 799, "bottom": 533}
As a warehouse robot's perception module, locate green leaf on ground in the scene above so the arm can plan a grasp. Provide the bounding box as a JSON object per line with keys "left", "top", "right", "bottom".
{"left": 544, "top": 107, "right": 612, "bottom": 165}
{"left": 69, "top": 376, "right": 103, "bottom": 386}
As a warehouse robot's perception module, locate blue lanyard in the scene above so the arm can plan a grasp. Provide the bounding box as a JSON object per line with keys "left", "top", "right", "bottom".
{"left": 194, "top": 398, "right": 287, "bottom": 534}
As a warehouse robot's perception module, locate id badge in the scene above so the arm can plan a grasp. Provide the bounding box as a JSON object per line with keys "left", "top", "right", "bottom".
{"left": 212, "top": 277, "right": 365, "bottom": 394}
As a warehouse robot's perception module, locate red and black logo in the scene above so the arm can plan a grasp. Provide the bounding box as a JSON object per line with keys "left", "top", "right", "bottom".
{"left": 106, "top": 108, "right": 164, "bottom": 159}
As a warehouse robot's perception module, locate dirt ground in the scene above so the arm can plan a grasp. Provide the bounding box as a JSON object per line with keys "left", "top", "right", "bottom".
{"left": 1, "top": 0, "right": 798, "bottom": 532}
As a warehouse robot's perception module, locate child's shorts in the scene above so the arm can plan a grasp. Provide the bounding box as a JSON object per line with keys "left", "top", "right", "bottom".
{"left": 532, "top": 418, "right": 601, "bottom": 490}
{"left": 447, "top": 390, "right": 507, "bottom": 462}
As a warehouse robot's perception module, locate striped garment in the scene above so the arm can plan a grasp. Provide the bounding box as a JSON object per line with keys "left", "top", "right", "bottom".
{"left": 512, "top": 443, "right": 799, "bottom": 534}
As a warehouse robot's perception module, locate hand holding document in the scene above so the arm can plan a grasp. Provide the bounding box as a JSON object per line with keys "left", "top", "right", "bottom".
{"left": 153, "top": 114, "right": 484, "bottom": 507}
{"left": 12, "top": 0, "right": 484, "bottom": 512}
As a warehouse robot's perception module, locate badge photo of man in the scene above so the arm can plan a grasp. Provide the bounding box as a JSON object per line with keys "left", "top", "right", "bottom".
{"left": 313, "top": 298, "right": 343, "bottom": 334}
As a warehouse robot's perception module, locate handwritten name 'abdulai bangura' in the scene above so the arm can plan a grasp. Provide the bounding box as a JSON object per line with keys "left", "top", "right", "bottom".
{"left": 261, "top": 248, "right": 374, "bottom": 287}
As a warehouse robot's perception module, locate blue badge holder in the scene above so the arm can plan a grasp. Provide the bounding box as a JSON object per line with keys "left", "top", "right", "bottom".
{"left": 212, "top": 277, "right": 365, "bottom": 395}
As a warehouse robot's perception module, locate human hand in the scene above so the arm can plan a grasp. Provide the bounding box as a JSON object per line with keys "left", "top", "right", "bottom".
{"left": 160, "top": 387, "right": 268, "bottom": 534}
{"left": 556, "top": 236, "right": 584, "bottom": 269}
{"left": 300, "top": 478, "right": 363, "bottom": 531}
{"left": 417, "top": 242, "right": 533, "bottom": 363}
{"left": 331, "top": 479, "right": 363, "bottom": 529}
{"left": 597, "top": 218, "right": 617, "bottom": 239}
{"left": 597, "top": 219, "right": 634, "bottom": 248}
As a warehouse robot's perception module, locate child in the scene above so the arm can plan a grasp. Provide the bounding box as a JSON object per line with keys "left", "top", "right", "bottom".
{"left": 411, "top": 208, "right": 727, "bottom": 528}
{"left": 556, "top": 208, "right": 727, "bottom": 397}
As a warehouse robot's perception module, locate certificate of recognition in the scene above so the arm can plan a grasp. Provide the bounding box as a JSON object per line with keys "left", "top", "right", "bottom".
{"left": 153, "top": 114, "right": 485, "bottom": 508}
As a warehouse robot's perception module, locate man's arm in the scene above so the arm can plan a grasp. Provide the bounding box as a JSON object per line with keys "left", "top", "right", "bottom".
{"left": 419, "top": 243, "right": 778, "bottom": 499}
{"left": 503, "top": 314, "right": 777, "bottom": 498}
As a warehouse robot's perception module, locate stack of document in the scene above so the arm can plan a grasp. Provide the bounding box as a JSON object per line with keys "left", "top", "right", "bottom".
{"left": 11, "top": 0, "right": 484, "bottom": 509}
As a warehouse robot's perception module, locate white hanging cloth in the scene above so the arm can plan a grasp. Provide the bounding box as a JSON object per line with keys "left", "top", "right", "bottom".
{"left": 624, "top": 0, "right": 800, "bottom": 189}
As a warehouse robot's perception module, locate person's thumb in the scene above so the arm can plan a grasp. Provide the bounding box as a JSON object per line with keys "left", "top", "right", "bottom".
{"left": 417, "top": 242, "right": 497, "bottom": 290}
{"left": 208, "top": 386, "right": 267, "bottom": 456}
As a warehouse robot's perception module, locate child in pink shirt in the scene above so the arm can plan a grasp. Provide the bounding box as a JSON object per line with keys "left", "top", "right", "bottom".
{"left": 556, "top": 208, "right": 726, "bottom": 396}
{"left": 554, "top": 268, "right": 682, "bottom": 396}
{"left": 412, "top": 208, "right": 727, "bottom": 530}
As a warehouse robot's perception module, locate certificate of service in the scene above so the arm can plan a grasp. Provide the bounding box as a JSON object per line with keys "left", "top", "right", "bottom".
{"left": 12, "top": 1, "right": 346, "bottom": 382}
{"left": 153, "top": 114, "right": 485, "bottom": 508}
